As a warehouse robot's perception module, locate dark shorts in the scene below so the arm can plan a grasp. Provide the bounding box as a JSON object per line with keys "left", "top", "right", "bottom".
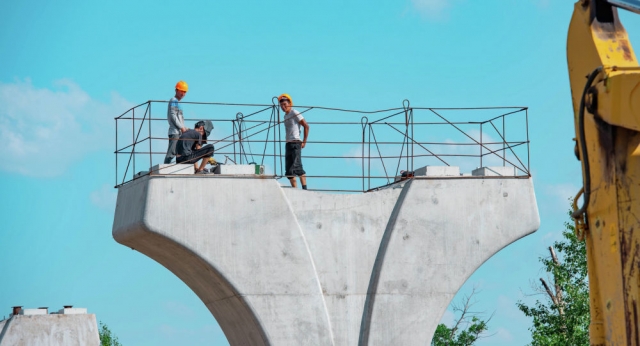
{"left": 177, "top": 144, "right": 214, "bottom": 164}
{"left": 285, "top": 142, "right": 305, "bottom": 177}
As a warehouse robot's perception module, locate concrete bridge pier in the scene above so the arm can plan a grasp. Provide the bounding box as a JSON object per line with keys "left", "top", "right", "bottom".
{"left": 112, "top": 173, "right": 539, "bottom": 345}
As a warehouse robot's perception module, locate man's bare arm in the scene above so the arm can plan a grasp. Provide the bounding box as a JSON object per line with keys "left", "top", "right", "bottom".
{"left": 300, "top": 119, "right": 309, "bottom": 149}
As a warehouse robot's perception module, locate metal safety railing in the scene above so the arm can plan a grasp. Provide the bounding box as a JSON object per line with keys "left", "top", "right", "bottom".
{"left": 115, "top": 98, "right": 530, "bottom": 193}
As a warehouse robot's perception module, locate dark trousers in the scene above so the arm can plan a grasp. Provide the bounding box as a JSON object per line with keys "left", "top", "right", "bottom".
{"left": 285, "top": 142, "right": 306, "bottom": 176}
{"left": 164, "top": 134, "right": 180, "bottom": 164}
{"left": 177, "top": 144, "right": 215, "bottom": 164}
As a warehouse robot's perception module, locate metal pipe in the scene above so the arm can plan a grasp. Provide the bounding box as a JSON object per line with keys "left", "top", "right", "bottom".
{"left": 132, "top": 107, "right": 135, "bottom": 178}
{"left": 148, "top": 102, "right": 152, "bottom": 170}
{"left": 503, "top": 114, "right": 506, "bottom": 167}
{"left": 480, "top": 123, "right": 483, "bottom": 168}
{"left": 115, "top": 117, "right": 118, "bottom": 187}
{"left": 526, "top": 108, "right": 530, "bottom": 175}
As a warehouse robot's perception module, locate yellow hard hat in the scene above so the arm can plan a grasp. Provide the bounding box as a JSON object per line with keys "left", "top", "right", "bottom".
{"left": 278, "top": 93, "right": 293, "bottom": 106}
{"left": 175, "top": 81, "right": 189, "bottom": 92}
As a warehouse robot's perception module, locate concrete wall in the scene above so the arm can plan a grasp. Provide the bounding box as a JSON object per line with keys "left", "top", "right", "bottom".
{"left": 113, "top": 175, "right": 539, "bottom": 345}
{"left": 0, "top": 314, "right": 100, "bottom": 346}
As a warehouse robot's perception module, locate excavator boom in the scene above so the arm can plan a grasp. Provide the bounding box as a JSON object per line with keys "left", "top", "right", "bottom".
{"left": 568, "top": 0, "right": 640, "bottom": 344}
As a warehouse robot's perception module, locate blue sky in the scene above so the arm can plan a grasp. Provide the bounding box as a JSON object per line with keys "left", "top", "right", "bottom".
{"left": 1, "top": 0, "right": 639, "bottom": 345}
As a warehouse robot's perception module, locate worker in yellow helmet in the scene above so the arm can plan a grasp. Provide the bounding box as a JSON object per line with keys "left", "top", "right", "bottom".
{"left": 278, "top": 93, "right": 310, "bottom": 189}
{"left": 164, "top": 81, "right": 189, "bottom": 164}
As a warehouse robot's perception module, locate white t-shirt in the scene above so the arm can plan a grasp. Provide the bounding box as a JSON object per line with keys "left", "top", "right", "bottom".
{"left": 284, "top": 109, "right": 304, "bottom": 141}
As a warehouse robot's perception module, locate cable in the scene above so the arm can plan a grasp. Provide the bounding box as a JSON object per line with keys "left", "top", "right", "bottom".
{"left": 572, "top": 66, "right": 603, "bottom": 219}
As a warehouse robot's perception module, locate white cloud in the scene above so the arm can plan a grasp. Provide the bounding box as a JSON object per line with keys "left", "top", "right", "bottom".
{"left": 410, "top": 0, "right": 453, "bottom": 20}
{"left": 492, "top": 327, "right": 514, "bottom": 342}
{"left": 163, "top": 300, "right": 196, "bottom": 319}
{"left": 0, "top": 78, "right": 132, "bottom": 176}
{"left": 541, "top": 231, "right": 561, "bottom": 245}
{"left": 496, "top": 294, "right": 528, "bottom": 320}
{"left": 542, "top": 182, "right": 579, "bottom": 210}
{"left": 90, "top": 184, "right": 118, "bottom": 212}
{"left": 531, "top": 172, "right": 582, "bottom": 245}
{"left": 342, "top": 144, "right": 399, "bottom": 176}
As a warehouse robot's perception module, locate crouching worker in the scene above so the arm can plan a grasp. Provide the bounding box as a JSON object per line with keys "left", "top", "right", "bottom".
{"left": 176, "top": 120, "right": 214, "bottom": 174}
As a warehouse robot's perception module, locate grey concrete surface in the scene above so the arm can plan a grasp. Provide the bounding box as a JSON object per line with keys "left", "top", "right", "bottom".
{"left": 113, "top": 174, "right": 539, "bottom": 345}
{"left": 472, "top": 166, "right": 518, "bottom": 176}
{"left": 152, "top": 163, "right": 265, "bottom": 175}
{"left": 0, "top": 314, "right": 100, "bottom": 346}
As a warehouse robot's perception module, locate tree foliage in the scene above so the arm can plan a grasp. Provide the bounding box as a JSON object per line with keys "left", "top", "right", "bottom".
{"left": 431, "top": 288, "right": 490, "bottom": 346}
{"left": 517, "top": 213, "right": 590, "bottom": 345}
{"left": 99, "top": 321, "right": 122, "bottom": 346}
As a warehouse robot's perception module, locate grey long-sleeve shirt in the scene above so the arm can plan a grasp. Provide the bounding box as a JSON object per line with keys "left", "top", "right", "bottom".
{"left": 167, "top": 97, "right": 185, "bottom": 136}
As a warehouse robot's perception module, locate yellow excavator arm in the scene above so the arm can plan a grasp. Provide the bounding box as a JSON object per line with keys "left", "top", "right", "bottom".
{"left": 568, "top": 0, "right": 640, "bottom": 344}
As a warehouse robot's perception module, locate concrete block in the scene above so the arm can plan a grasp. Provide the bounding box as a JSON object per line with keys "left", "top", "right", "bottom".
{"left": 472, "top": 166, "right": 517, "bottom": 177}
{"left": 57, "top": 308, "right": 87, "bottom": 315}
{"left": 414, "top": 166, "right": 460, "bottom": 177}
{"left": 395, "top": 166, "right": 460, "bottom": 182}
{"left": 150, "top": 164, "right": 194, "bottom": 175}
{"left": 218, "top": 164, "right": 264, "bottom": 175}
{"left": 21, "top": 309, "right": 47, "bottom": 316}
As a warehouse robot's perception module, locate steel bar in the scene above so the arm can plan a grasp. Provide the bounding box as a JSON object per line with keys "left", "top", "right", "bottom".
{"left": 608, "top": 0, "right": 640, "bottom": 14}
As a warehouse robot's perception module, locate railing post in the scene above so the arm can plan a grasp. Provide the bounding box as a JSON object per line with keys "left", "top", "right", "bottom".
{"left": 236, "top": 113, "right": 243, "bottom": 165}
{"left": 526, "top": 108, "right": 530, "bottom": 175}
{"left": 273, "top": 106, "right": 277, "bottom": 177}
{"left": 277, "top": 105, "right": 282, "bottom": 177}
{"left": 480, "top": 123, "right": 483, "bottom": 169}
{"left": 148, "top": 102, "right": 152, "bottom": 171}
{"left": 132, "top": 107, "right": 135, "bottom": 179}
{"left": 403, "top": 100, "right": 410, "bottom": 174}
{"left": 368, "top": 124, "right": 372, "bottom": 191}
{"left": 502, "top": 115, "right": 507, "bottom": 167}
{"left": 361, "top": 116, "right": 368, "bottom": 192}
{"left": 232, "top": 120, "right": 237, "bottom": 164}
{"left": 410, "top": 108, "right": 414, "bottom": 172}
{"left": 115, "top": 117, "right": 118, "bottom": 187}
{"left": 502, "top": 114, "right": 506, "bottom": 167}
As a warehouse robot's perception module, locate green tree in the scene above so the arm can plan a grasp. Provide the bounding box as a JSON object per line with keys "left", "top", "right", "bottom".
{"left": 431, "top": 287, "right": 491, "bottom": 346}
{"left": 517, "top": 212, "right": 590, "bottom": 345}
{"left": 99, "top": 321, "right": 122, "bottom": 346}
